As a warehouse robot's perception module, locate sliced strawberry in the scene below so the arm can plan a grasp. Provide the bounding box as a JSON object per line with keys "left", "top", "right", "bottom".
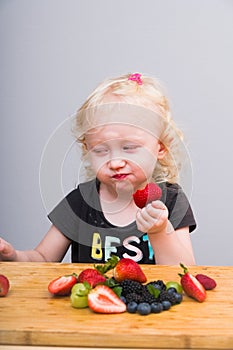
{"left": 0, "top": 274, "right": 10, "bottom": 297}
{"left": 196, "top": 274, "right": 217, "bottom": 290}
{"left": 113, "top": 258, "right": 147, "bottom": 283}
{"left": 48, "top": 273, "right": 78, "bottom": 296}
{"left": 78, "top": 268, "right": 106, "bottom": 288}
{"left": 88, "top": 285, "right": 126, "bottom": 314}
{"left": 179, "top": 264, "right": 206, "bottom": 302}
{"left": 133, "top": 182, "right": 162, "bottom": 209}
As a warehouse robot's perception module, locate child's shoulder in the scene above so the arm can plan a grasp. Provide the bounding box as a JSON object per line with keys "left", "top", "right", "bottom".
{"left": 64, "top": 179, "right": 100, "bottom": 215}
{"left": 159, "top": 181, "right": 181, "bottom": 192}
{"left": 78, "top": 178, "right": 97, "bottom": 190}
{"left": 159, "top": 181, "right": 187, "bottom": 205}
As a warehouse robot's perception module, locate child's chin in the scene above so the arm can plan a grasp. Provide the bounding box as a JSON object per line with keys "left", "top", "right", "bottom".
{"left": 115, "top": 179, "right": 134, "bottom": 192}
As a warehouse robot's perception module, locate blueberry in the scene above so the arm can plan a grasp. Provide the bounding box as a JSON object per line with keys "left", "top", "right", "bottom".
{"left": 127, "top": 301, "right": 138, "bottom": 313}
{"left": 161, "top": 300, "right": 171, "bottom": 310}
{"left": 137, "top": 302, "right": 151, "bottom": 315}
{"left": 174, "top": 293, "right": 183, "bottom": 304}
{"left": 167, "top": 287, "right": 177, "bottom": 294}
{"left": 120, "top": 296, "right": 126, "bottom": 304}
{"left": 151, "top": 302, "right": 163, "bottom": 313}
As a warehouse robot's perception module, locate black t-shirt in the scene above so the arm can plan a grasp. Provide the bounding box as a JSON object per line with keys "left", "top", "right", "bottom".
{"left": 48, "top": 179, "right": 196, "bottom": 264}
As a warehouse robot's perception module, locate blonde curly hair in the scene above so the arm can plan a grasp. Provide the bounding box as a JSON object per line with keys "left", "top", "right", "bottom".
{"left": 73, "top": 73, "right": 184, "bottom": 184}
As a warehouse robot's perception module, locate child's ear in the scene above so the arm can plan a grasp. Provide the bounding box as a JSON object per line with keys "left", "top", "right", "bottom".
{"left": 157, "top": 142, "right": 167, "bottom": 159}
{"left": 82, "top": 141, "right": 88, "bottom": 151}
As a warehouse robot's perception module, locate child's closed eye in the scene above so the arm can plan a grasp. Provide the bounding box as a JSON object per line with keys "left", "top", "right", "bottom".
{"left": 91, "top": 147, "right": 109, "bottom": 155}
{"left": 122, "top": 144, "right": 141, "bottom": 152}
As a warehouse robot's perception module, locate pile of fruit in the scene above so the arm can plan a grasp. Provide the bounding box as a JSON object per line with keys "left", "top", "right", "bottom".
{"left": 47, "top": 257, "right": 217, "bottom": 315}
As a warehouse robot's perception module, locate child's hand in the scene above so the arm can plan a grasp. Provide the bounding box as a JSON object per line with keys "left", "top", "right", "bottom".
{"left": 135, "top": 200, "right": 169, "bottom": 234}
{"left": 0, "top": 238, "right": 17, "bottom": 261}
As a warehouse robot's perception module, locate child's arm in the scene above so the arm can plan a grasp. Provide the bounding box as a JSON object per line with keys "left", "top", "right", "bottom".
{"left": 0, "top": 225, "right": 71, "bottom": 262}
{"left": 136, "top": 200, "right": 196, "bottom": 265}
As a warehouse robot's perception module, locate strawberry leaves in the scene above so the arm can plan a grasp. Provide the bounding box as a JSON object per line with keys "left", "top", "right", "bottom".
{"left": 94, "top": 255, "right": 119, "bottom": 275}
{"left": 104, "top": 277, "right": 122, "bottom": 298}
{"left": 147, "top": 284, "right": 161, "bottom": 298}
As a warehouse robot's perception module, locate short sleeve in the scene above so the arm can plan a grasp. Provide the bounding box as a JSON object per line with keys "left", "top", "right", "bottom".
{"left": 160, "top": 183, "right": 196, "bottom": 232}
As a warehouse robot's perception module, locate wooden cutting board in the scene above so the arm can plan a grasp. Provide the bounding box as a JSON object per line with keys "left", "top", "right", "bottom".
{"left": 0, "top": 262, "right": 233, "bottom": 349}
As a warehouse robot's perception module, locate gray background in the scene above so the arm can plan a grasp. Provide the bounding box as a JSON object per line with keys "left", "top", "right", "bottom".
{"left": 1, "top": 0, "right": 233, "bottom": 265}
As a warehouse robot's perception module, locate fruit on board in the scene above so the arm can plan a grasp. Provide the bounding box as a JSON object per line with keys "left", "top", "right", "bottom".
{"left": 133, "top": 182, "right": 162, "bottom": 209}
{"left": 48, "top": 273, "right": 78, "bottom": 296}
{"left": 47, "top": 258, "right": 215, "bottom": 315}
{"left": 70, "top": 293, "right": 89, "bottom": 308}
{"left": 78, "top": 268, "right": 106, "bottom": 287}
{"left": 70, "top": 283, "right": 91, "bottom": 308}
{"left": 195, "top": 274, "right": 217, "bottom": 290}
{"left": 137, "top": 302, "right": 151, "bottom": 315}
{"left": 113, "top": 258, "right": 147, "bottom": 283}
{"left": 166, "top": 281, "right": 183, "bottom": 294}
{"left": 71, "top": 282, "right": 90, "bottom": 296}
{"left": 150, "top": 302, "right": 163, "bottom": 313}
{"left": 179, "top": 264, "right": 206, "bottom": 302}
{"left": 126, "top": 301, "right": 138, "bottom": 313}
{"left": 88, "top": 285, "right": 126, "bottom": 314}
{"left": 0, "top": 274, "right": 10, "bottom": 297}
{"left": 120, "top": 278, "right": 184, "bottom": 315}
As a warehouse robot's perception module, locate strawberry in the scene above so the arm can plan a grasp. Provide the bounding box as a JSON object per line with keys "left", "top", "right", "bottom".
{"left": 78, "top": 268, "right": 106, "bottom": 288}
{"left": 0, "top": 274, "right": 10, "bottom": 297}
{"left": 48, "top": 273, "right": 78, "bottom": 296}
{"left": 133, "top": 182, "right": 162, "bottom": 209}
{"left": 88, "top": 285, "right": 126, "bottom": 313}
{"left": 113, "top": 258, "right": 147, "bottom": 283}
{"left": 179, "top": 264, "right": 206, "bottom": 302}
{"left": 195, "top": 274, "right": 217, "bottom": 290}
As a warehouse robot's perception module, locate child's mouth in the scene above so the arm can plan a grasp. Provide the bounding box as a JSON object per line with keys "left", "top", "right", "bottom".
{"left": 112, "top": 174, "right": 128, "bottom": 180}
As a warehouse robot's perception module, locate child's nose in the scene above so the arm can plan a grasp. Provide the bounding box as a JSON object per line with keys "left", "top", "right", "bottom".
{"left": 108, "top": 158, "right": 126, "bottom": 169}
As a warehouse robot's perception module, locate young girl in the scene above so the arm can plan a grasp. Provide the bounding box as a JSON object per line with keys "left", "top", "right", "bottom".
{"left": 0, "top": 73, "right": 196, "bottom": 265}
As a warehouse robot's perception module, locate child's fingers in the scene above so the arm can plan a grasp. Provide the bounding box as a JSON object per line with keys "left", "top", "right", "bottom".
{"left": 136, "top": 206, "right": 160, "bottom": 231}
{"left": 140, "top": 205, "right": 155, "bottom": 221}
{"left": 150, "top": 200, "right": 167, "bottom": 210}
{"left": 0, "top": 238, "right": 13, "bottom": 257}
{"left": 144, "top": 201, "right": 167, "bottom": 220}
{"left": 0, "top": 238, "right": 5, "bottom": 251}
{"left": 136, "top": 211, "right": 151, "bottom": 232}
{"left": 135, "top": 201, "right": 169, "bottom": 233}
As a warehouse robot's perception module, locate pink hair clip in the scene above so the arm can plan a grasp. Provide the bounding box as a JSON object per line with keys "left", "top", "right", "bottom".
{"left": 128, "top": 73, "right": 143, "bottom": 85}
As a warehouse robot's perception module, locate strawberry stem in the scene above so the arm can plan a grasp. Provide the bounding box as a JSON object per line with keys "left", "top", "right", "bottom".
{"left": 64, "top": 272, "right": 78, "bottom": 278}
{"left": 94, "top": 255, "right": 119, "bottom": 275}
{"left": 178, "top": 263, "right": 188, "bottom": 277}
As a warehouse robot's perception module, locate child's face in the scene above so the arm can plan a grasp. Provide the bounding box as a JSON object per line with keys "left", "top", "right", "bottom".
{"left": 85, "top": 123, "right": 165, "bottom": 193}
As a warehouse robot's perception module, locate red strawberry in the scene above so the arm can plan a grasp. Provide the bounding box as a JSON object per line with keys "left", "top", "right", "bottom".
{"left": 78, "top": 268, "right": 106, "bottom": 287}
{"left": 133, "top": 182, "right": 162, "bottom": 209}
{"left": 0, "top": 274, "right": 10, "bottom": 297}
{"left": 179, "top": 264, "right": 206, "bottom": 302}
{"left": 48, "top": 273, "right": 78, "bottom": 296}
{"left": 113, "top": 258, "right": 147, "bottom": 283}
{"left": 195, "top": 274, "right": 217, "bottom": 290}
{"left": 88, "top": 285, "right": 126, "bottom": 313}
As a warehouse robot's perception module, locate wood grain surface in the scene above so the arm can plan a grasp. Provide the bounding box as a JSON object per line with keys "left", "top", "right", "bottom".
{"left": 0, "top": 262, "right": 233, "bottom": 349}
